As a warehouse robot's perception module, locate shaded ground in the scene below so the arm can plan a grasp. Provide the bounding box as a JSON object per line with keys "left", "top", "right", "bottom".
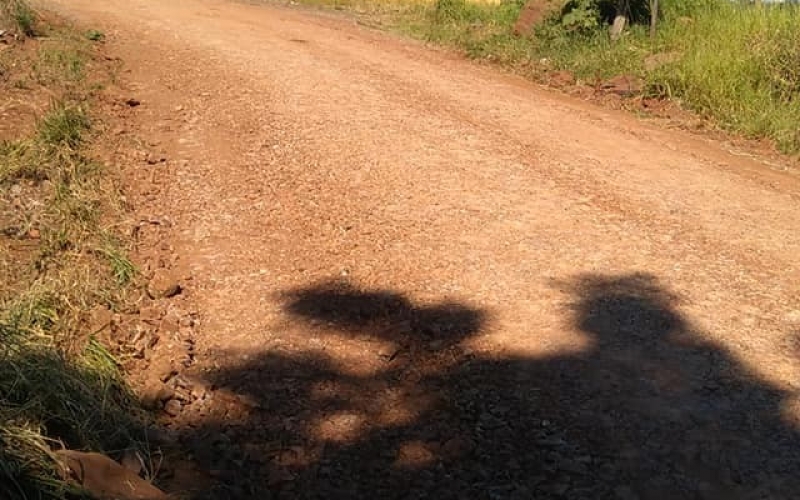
{"left": 185, "top": 274, "right": 800, "bottom": 499}
{"left": 40, "top": 0, "right": 800, "bottom": 498}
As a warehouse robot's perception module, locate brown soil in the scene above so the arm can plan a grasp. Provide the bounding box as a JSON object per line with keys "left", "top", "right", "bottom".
{"left": 44, "top": 0, "right": 800, "bottom": 498}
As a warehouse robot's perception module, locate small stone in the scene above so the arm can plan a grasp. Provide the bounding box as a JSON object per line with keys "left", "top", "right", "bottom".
{"left": 163, "top": 399, "right": 182, "bottom": 417}
{"left": 124, "top": 98, "right": 141, "bottom": 107}
{"left": 139, "top": 383, "right": 174, "bottom": 410}
{"left": 146, "top": 152, "right": 167, "bottom": 165}
{"left": 147, "top": 269, "right": 181, "bottom": 299}
{"left": 191, "top": 386, "right": 207, "bottom": 401}
{"left": 27, "top": 228, "right": 40, "bottom": 239}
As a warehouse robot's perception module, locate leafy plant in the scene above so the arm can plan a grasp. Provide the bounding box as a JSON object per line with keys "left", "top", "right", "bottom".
{"left": 85, "top": 29, "right": 104, "bottom": 42}
{"left": 561, "top": 0, "right": 601, "bottom": 32}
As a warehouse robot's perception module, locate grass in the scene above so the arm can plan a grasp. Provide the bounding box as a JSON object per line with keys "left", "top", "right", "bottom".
{"left": 0, "top": 2, "right": 146, "bottom": 498}
{"left": 85, "top": 29, "right": 104, "bottom": 42}
{"left": 1, "top": 0, "right": 36, "bottom": 37}
{"left": 99, "top": 238, "right": 138, "bottom": 287}
{"left": 288, "top": 0, "right": 800, "bottom": 154}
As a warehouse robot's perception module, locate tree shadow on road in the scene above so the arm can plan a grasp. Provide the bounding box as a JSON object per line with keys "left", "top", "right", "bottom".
{"left": 177, "top": 273, "right": 800, "bottom": 499}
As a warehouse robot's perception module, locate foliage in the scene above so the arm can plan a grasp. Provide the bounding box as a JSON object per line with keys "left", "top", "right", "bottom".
{"left": 561, "top": 0, "right": 601, "bottom": 32}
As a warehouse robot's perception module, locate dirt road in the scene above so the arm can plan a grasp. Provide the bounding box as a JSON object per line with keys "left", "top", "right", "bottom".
{"left": 44, "top": 0, "right": 800, "bottom": 498}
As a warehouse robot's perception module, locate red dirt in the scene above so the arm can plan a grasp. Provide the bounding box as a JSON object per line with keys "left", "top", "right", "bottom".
{"left": 44, "top": 0, "right": 800, "bottom": 498}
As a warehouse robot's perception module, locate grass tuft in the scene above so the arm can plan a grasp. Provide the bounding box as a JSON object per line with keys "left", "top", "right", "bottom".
{"left": 99, "top": 239, "right": 138, "bottom": 287}
{"left": 1, "top": 0, "right": 36, "bottom": 37}
{"left": 85, "top": 29, "right": 104, "bottom": 42}
{"left": 37, "top": 104, "right": 90, "bottom": 151}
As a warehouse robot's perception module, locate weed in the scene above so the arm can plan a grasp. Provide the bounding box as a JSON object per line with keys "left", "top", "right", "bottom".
{"left": 85, "top": 29, "right": 104, "bottom": 42}
{"left": 99, "top": 240, "right": 138, "bottom": 286}
{"left": 36, "top": 47, "right": 87, "bottom": 85}
{"left": 37, "top": 104, "right": 90, "bottom": 150}
{"left": 1, "top": 0, "right": 36, "bottom": 37}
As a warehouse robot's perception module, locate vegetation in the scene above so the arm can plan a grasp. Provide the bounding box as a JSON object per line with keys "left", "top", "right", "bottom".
{"left": 1, "top": 2, "right": 144, "bottom": 498}
{"left": 1, "top": 0, "right": 36, "bottom": 37}
{"left": 292, "top": 0, "right": 800, "bottom": 154}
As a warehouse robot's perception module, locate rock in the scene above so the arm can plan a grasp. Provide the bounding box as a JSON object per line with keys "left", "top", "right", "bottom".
{"left": 140, "top": 382, "right": 175, "bottom": 410}
{"left": 56, "top": 450, "right": 169, "bottom": 500}
{"left": 159, "top": 311, "right": 181, "bottom": 335}
{"left": 147, "top": 269, "right": 181, "bottom": 299}
{"left": 163, "top": 399, "right": 182, "bottom": 417}
{"left": 27, "top": 228, "right": 40, "bottom": 239}
{"left": 396, "top": 441, "right": 437, "bottom": 467}
{"left": 513, "top": 0, "right": 563, "bottom": 36}
{"left": 146, "top": 152, "right": 167, "bottom": 165}
{"left": 124, "top": 98, "right": 141, "bottom": 107}
{"left": 148, "top": 357, "right": 178, "bottom": 383}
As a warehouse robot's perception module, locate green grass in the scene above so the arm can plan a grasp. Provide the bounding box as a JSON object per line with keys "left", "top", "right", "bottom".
{"left": 35, "top": 46, "right": 88, "bottom": 85}
{"left": 0, "top": 294, "right": 139, "bottom": 500}
{"left": 85, "top": 29, "right": 104, "bottom": 42}
{"left": 653, "top": 3, "right": 800, "bottom": 151}
{"left": 0, "top": 2, "right": 147, "bottom": 497}
{"left": 99, "top": 239, "right": 138, "bottom": 287}
{"left": 292, "top": 0, "right": 800, "bottom": 154}
{"left": 1, "top": 0, "right": 36, "bottom": 37}
{"left": 37, "top": 104, "right": 91, "bottom": 150}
